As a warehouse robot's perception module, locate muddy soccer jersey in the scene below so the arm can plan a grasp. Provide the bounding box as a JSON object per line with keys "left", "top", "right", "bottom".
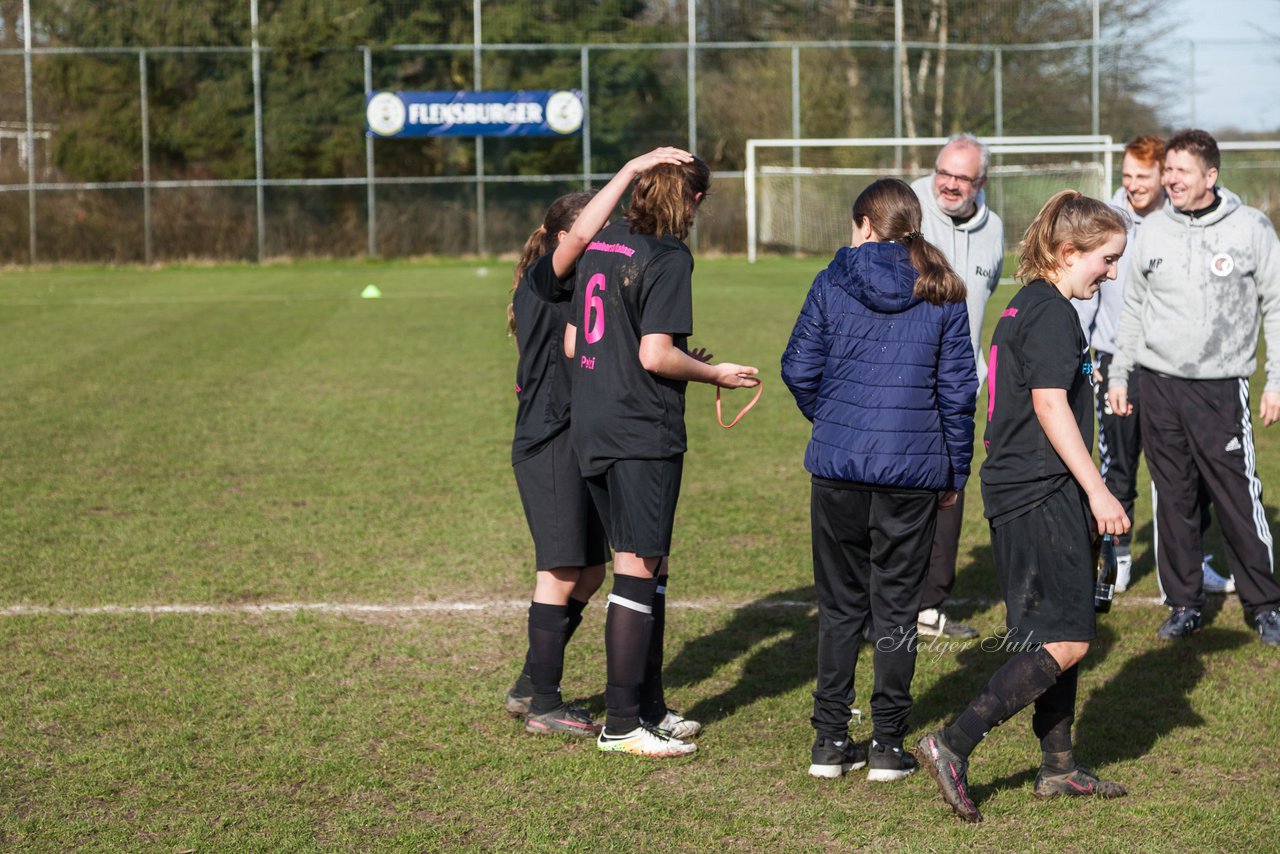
{"left": 981, "top": 279, "right": 1094, "bottom": 522}
{"left": 567, "top": 221, "right": 694, "bottom": 477}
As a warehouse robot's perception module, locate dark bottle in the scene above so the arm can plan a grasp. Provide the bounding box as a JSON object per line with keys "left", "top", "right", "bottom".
{"left": 1094, "top": 533, "right": 1118, "bottom": 613}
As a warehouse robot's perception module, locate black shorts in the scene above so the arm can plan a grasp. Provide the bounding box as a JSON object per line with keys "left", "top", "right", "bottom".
{"left": 585, "top": 456, "right": 684, "bottom": 558}
{"left": 991, "top": 480, "right": 1096, "bottom": 644}
{"left": 513, "top": 431, "right": 611, "bottom": 570}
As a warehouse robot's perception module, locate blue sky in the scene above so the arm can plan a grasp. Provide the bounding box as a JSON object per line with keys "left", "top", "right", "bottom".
{"left": 1164, "top": 0, "right": 1280, "bottom": 132}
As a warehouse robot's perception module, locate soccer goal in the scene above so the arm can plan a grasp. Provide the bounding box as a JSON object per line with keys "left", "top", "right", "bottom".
{"left": 745, "top": 135, "right": 1115, "bottom": 262}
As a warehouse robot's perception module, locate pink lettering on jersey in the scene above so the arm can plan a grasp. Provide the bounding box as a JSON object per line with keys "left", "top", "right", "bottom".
{"left": 1001, "top": 308, "right": 1019, "bottom": 318}
{"left": 580, "top": 355, "right": 596, "bottom": 370}
{"left": 987, "top": 345, "right": 999, "bottom": 421}
{"left": 587, "top": 241, "right": 636, "bottom": 257}
{"left": 515, "top": 383, "right": 522, "bottom": 395}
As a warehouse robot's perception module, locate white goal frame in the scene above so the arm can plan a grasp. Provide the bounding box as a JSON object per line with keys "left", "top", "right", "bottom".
{"left": 744, "top": 135, "right": 1115, "bottom": 262}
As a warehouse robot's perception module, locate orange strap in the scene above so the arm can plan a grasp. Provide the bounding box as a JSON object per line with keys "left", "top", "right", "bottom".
{"left": 716, "top": 379, "right": 763, "bottom": 429}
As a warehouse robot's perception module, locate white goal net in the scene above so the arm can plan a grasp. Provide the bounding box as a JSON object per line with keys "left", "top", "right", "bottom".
{"left": 745, "top": 136, "right": 1114, "bottom": 262}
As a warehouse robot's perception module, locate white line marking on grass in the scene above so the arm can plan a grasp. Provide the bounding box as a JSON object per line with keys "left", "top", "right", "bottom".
{"left": 0, "top": 595, "right": 1170, "bottom": 618}
{"left": 0, "top": 292, "right": 446, "bottom": 308}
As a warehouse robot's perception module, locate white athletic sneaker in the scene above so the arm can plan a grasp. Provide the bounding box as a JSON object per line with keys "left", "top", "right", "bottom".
{"left": 1202, "top": 555, "right": 1236, "bottom": 594}
{"left": 917, "top": 607, "right": 978, "bottom": 639}
{"left": 649, "top": 710, "right": 702, "bottom": 740}
{"left": 1114, "top": 547, "right": 1132, "bottom": 593}
{"left": 597, "top": 724, "right": 697, "bottom": 758}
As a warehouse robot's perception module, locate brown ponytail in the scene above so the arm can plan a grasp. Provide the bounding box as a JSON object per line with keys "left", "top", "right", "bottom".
{"left": 1015, "top": 190, "right": 1128, "bottom": 284}
{"left": 625, "top": 156, "right": 710, "bottom": 240}
{"left": 851, "top": 178, "right": 966, "bottom": 306}
{"left": 507, "top": 191, "right": 595, "bottom": 337}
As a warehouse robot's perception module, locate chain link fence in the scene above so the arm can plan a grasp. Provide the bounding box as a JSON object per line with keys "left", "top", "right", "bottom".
{"left": 1, "top": 0, "right": 1276, "bottom": 264}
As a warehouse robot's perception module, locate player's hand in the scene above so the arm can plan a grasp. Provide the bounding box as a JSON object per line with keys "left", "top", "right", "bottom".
{"left": 1107, "top": 386, "right": 1133, "bottom": 417}
{"left": 1088, "top": 489, "right": 1130, "bottom": 537}
{"left": 938, "top": 490, "right": 960, "bottom": 510}
{"left": 688, "top": 346, "right": 714, "bottom": 364}
{"left": 628, "top": 146, "right": 693, "bottom": 175}
{"left": 1093, "top": 366, "right": 1105, "bottom": 385}
{"left": 712, "top": 363, "right": 760, "bottom": 389}
{"left": 1260, "top": 390, "right": 1280, "bottom": 427}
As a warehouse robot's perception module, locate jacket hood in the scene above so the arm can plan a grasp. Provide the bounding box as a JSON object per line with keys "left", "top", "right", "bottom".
{"left": 1161, "top": 186, "right": 1242, "bottom": 228}
{"left": 829, "top": 242, "right": 921, "bottom": 314}
{"left": 911, "top": 174, "right": 991, "bottom": 233}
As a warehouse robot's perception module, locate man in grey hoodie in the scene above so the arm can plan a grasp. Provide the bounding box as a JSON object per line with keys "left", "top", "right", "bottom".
{"left": 1107, "top": 129, "right": 1280, "bottom": 646}
{"left": 1074, "top": 135, "right": 1227, "bottom": 596}
{"left": 910, "top": 134, "right": 1005, "bottom": 639}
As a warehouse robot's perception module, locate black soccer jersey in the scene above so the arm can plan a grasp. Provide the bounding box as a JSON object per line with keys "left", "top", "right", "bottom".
{"left": 512, "top": 253, "right": 574, "bottom": 465}
{"left": 980, "top": 279, "right": 1094, "bottom": 521}
{"left": 567, "top": 221, "right": 695, "bottom": 476}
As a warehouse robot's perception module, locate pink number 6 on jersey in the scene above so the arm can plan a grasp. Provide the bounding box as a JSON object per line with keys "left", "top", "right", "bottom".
{"left": 584, "top": 273, "right": 606, "bottom": 344}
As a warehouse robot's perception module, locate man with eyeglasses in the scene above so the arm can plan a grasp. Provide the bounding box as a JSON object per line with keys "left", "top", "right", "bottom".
{"left": 910, "top": 133, "right": 1006, "bottom": 640}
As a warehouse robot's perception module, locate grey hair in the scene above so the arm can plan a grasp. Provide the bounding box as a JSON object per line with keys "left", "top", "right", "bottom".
{"left": 939, "top": 133, "right": 991, "bottom": 179}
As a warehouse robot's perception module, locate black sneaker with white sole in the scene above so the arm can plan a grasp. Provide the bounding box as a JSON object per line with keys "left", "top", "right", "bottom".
{"left": 866, "top": 739, "right": 918, "bottom": 781}
{"left": 808, "top": 736, "right": 868, "bottom": 778}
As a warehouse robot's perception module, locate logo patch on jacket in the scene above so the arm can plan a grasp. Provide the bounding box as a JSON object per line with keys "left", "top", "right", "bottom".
{"left": 1225, "top": 436, "right": 1242, "bottom": 453}
{"left": 1211, "top": 253, "right": 1235, "bottom": 277}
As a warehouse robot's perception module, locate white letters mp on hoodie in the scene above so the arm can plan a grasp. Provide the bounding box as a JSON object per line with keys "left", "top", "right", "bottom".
{"left": 911, "top": 175, "right": 1005, "bottom": 389}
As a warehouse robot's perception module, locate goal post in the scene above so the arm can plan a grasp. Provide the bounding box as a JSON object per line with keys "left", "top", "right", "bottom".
{"left": 744, "top": 135, "right": 1115, "bottom": 262}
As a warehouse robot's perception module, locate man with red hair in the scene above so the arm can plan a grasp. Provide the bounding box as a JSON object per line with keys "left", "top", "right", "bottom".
{"left": 1075, "top": 135, "right": 1228, "bottom": 594}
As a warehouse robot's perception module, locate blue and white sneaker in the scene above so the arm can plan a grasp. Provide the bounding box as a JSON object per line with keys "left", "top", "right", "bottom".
{"left": 1202, "top": 555, "right": 1235, "bottom": 594}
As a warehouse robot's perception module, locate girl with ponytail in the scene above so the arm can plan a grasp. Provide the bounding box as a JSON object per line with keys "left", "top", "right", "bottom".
{"left": 919, "top": 190, "right": 1130, "bottom": 823}
{"left": 504, "top": 147, "right": 693, "bottom": 740}
{"left": 565, "top": 153, "right": 759, "bottom": 758}
{"left": 781, "top": 177, "right": 977, "bottom": 782}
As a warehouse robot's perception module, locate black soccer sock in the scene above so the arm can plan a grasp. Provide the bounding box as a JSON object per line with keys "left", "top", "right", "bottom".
{"left": 565, "top": 596, "right": 589, "bottom": 644}
{"left": 510, "top": 655, "right": 534, "bottom": 700}
{"left": 527, "top": 602, "right": 571, "bottom": 715}
{"left": 639, "top": 574, "right": 668, "bottom": 722}
{"left": 604, "top": 575, "right": 659, "bottom": 734}
{"left": 1033, "top": 664, "right": 1079, "bottom": 757}
{"left": 943, "top": 647, "right": 1062, "bottom": 757}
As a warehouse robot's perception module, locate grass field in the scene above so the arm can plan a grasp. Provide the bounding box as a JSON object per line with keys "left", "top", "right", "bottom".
{"left": 2, "top": 257, "right": 1278, "bottom": 851}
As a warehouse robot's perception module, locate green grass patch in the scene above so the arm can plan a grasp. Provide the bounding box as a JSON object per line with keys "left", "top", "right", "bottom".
{"left": 2, "top": 258, "right": 1278, "bottom": 850}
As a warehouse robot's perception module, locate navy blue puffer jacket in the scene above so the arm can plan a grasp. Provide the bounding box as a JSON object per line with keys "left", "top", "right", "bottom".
{"left": 781, "top": 241, "right": 977, "bottom": 491}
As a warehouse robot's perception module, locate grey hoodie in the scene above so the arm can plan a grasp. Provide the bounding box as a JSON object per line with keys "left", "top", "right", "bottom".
{"left": 1075, "top": 186, "right": 1145, "bottom": 355}
{"left": 1109, "top": 187, "right": 1280, "bottom": 393}
{"left": 911, "top": 174, "right": 1004, "bottom": 387}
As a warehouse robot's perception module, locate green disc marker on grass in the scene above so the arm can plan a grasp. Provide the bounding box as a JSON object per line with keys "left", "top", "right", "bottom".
{"left": 361, "top": 284, "right": 382, "bottom": 299}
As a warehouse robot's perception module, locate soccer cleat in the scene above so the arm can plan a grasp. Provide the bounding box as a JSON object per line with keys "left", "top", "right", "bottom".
{"left": 524, "top": 703, "right": 601, "bottom": 737}
{"left": 1255, "top": 608, "right": 1280, "bottom": 647}
{"left": 597, "top": 723, "right": 696, "bottom": 758}
{"left": 647, "top": 710, "right": 702, "bottom": 740}
{"left": 1114, "top": 547, "right": 1132, "bottom": 593}
{"left": 1034, "top": 765, "right": 1127, "bottom": 799}
{"left": 1156, "top": 607, "right": 1202, "bottom": 640}
{"left": 504, "top": 689, "right": 532, "bottom": 718}
{"left": 917, "top": 608, "right": 979, "bottom": 639}
{"left": 866, "top": 739, "right": 918, "bottom": 782}
{"left": 1202, "top": 556, "right": 1236, "bottom": 595}
{"left": 808, "top": 736, "right": 868, "bottom": 778}
{"left": 917, "top": 731, "right": 982, "bottom": 823}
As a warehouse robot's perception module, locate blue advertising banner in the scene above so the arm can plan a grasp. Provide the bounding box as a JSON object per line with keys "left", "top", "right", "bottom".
{"left": 365, "top": 90, "right": 585, "bottom": 138}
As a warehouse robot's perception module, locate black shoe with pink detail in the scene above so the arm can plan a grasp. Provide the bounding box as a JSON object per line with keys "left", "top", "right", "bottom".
{"left": 1033, "top": 764, "right": 1127, "bottom": 799}
{"left": 917, "top": 731, "right": 982, "bottom": 823}
{"left": 524, "top": 703, "right": 602, "bottom": 737}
